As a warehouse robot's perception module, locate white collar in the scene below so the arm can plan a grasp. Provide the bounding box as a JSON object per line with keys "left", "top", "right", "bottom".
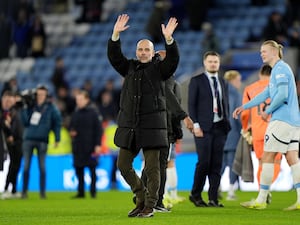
{"left": 205, "top": 72, "right": 218, "bottom": 80}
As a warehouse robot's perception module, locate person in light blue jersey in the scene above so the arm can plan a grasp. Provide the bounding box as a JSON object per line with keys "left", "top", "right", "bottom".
{"left": 233, "top": 40, "right": 300, "bottom": 211}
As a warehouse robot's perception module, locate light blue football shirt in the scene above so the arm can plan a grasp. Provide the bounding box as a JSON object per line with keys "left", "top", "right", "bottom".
{"left": 243, "top": 60, "right": 300, "bottom": 126}
{"left": 269, "top": 60, "right": 300, "bottom": 126}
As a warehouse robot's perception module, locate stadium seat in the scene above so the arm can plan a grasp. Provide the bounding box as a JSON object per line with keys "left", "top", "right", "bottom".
{"left": 229, "top": 51, "right": 262, "bottom": 70}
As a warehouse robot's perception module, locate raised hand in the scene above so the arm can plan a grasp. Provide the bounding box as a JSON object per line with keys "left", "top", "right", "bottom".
{"left": 161, "top": 17, "right": 178, "bottom": 41}
{"left": 113, "top": 14, "right": 130, "bottom": 35}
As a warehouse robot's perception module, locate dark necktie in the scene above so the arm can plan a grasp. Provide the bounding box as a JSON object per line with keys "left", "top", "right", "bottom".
{"left": 211, "top": 76, "right": 222, "bottom": 117}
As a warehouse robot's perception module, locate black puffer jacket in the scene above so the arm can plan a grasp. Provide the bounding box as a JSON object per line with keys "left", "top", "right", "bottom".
{"left": 107, "top": 39, "right": 179, "bottom": 151}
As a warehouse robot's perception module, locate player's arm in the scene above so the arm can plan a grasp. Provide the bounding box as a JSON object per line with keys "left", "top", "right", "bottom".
{"left": 265, "top": 83, "right": 288, "bottom": 114}
{"left": 233, "top": 87, "right": 270, "bottom": 120}
{"left": 243, "top": 86, "right": 270, "bottom": 110}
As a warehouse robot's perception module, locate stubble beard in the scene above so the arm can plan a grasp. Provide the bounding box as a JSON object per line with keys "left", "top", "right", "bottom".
{"left": 207, "top": 69, "right": 218, "bottom": 73}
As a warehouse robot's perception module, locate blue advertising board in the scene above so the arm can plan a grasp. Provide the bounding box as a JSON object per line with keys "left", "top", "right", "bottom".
{"left": 0, "top": 152, "right": 293, "bottom": 192}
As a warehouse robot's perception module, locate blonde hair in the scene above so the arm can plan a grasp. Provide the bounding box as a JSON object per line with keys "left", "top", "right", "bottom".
{"left": 224, "top": 70, "right": 241, "bottom": 81}
{"left": 262, "top": 40, "right": 283, "bottom": 59}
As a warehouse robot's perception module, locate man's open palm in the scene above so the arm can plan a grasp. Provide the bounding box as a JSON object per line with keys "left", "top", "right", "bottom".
{"left": 113, "top": 14, "right": 130, "bottom": 34}
{"left": 161, "top": 17, "right": 178, "bottom": 39}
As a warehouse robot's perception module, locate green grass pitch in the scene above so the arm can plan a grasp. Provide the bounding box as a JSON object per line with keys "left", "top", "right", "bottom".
{"left": 0, "top": 191, "right": 299, "bottom": 225}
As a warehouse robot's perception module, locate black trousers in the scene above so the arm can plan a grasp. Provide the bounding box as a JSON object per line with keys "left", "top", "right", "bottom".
{"left": 5, "top": 144, "right": 22, "bottom": 193}
{"left": 75, "top": 165, "right": 97, "bottom": 197}
{"left": 191, "top": 123, "right": 227, "bottom": 202}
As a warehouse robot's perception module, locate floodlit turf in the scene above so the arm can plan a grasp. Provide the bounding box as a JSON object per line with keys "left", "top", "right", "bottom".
{"left": 0, "top": 191, "right": 299, "bottom": 225}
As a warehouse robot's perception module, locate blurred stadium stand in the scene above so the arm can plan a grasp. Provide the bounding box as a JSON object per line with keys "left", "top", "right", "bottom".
{"left": 0, "top": 0, "right": 294, "bottom": 97}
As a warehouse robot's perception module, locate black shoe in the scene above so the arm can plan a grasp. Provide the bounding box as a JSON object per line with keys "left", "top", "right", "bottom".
{"left": 189, "top": 195, "right": 208, "bottom": 207}
{"left": 40, "top": 192, "right": 46, "bottom": 199}
{"left": 137, "top": 207, "right": 154, "bottom": 218}
{"left": 21, "top": 192, "right": 28, "bottom": 199}
{"left": 128, "top": 202, "right": 144, "bottom": 217}
{"left": 208, "top": 200, "right": 224, "bottom": 207}
{"left": 91, "top": 192, "right": 96, "bottom": 199}
{"left": 40, "top": 194, "right": 46, "bottom": 199}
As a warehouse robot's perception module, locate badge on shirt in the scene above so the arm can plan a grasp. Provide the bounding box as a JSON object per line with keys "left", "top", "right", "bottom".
{"left": 30, "top": 111, "right": 42, "bottom": 125}
{"left": 213, "top": 97, "right": 218, "bottom": 113}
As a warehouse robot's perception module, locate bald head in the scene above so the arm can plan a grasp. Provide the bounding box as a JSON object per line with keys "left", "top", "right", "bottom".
{"left": 136, "top": 39, "right": 155, "bottom": 63}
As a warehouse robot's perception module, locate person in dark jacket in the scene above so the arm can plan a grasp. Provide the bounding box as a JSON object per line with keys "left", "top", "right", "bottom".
{"left": 51, "top": 56, "right": 69, "bottom": 95}
{"left": 0, "top": 13, "right": 12, "bottom": 60}
{"left": 188, "top": 51, "right": 231, "bottom": 208}
{"left": 20, "top": 85, "right": 62, "bottom": 199}
{"left": 107, "top": 14, "right": 179, "bottom": 218}
{"left": 69, "top": 90, "right": 103, "bottom": 198}
{"left": 139, "top": 51, "right": 193, "bottom": 212}
{"left": 1, "top": 91, "right": 24, "bottom": 199}
{"left": 29, "top": 14, "right": 47, "bottom": 58}
{"left": 0, "top": 92, "right": 16, "bottom": 172}
{"left": 263, "top": 11, "right": 288, "bottom": 46}
{"left": 164, "top": 78, "right": 187, "bottom": 204}
{"left": 12, "top": 8, "right": 31, "bottom": 58}
{"left": 1, "top": 78, "right": 19, "bottom": 97}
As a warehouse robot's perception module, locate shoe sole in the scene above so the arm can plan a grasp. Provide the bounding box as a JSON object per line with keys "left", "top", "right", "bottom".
{"left": 266, "top": 193, "right": 272, "bottom": 204}
{"left": 283, "top": 206, "right": 300, "bottom": 211}
{"left": 240, "top": 203, "right": 266, "bottom": 210}
{"left": 137, "top": 213, "right": 154, "bottom": 218}
{"left": 153, "top": 208, "right": 170, "bottom": 213}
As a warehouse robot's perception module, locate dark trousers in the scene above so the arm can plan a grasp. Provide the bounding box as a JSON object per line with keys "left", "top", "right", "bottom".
{"left": 141, "top": 146, "right": 169, "bottom": 207}
{"left": 191, "top": 124, "right": 227, "bottom": 202}
{"left": 5, "top": 144, "right": 22, "bottom": 193}
{"left": 117, "top": 148, "right": 160, "bottom": 208}
{"left": 75, "top": 165, "right": 97, "bottom": 197}
{"left": 110, "top": 154, "right": 118, "bottom": 188}
{"left": 22, "top": 140, "right": 47, "bottom": 196}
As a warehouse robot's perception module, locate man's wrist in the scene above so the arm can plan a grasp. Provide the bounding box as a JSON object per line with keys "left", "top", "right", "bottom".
{"left": 165, "top": 37, "right": 174, "bottom": 45}
{"left": 111, "top": 32, "right": 120, "bottom": 41}
{"left": 193, "top": 122, "right": 200, "bottom": 129}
